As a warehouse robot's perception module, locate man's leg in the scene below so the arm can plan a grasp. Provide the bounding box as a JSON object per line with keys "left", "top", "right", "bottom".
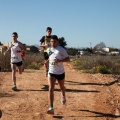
{"left": 22, "top": 58, "right": 24, "bottom": 72}
{"left": 11, "top": 64, "right": 17, "bottom": 90}
{"left": 58, "top": 79, "right": 65, "bottom": 96}
{"left": 44, "top": 60, "right": 48, "bottom": 77}
{"left": 47, "top": 75, "right": 56, "bottom": 114}
{"left": 17, "top": 65, "right": 22, "bottom": 74}
{"left": 58, "top": 79, "right": 66, "bottom": 104}
{"left": 44, "top": 52, "right": 49, "bottom": 77}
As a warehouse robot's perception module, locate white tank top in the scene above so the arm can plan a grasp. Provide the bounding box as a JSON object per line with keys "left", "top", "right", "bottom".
{"left": 11, "top": 42, "right": 22, "bottom": 63}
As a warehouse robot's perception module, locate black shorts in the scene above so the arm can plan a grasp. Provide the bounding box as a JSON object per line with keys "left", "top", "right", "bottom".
{"left": 12, "top": 61, "right": 22, "bottom": 66}
{"left": 49, "top": 73, "right": 65, "bottom": 80}
{"left": 44, "top": 52, "right": 49, "bottom": 60}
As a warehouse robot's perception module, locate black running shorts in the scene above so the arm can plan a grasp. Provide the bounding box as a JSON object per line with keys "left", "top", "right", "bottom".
{"left": 49, "top": 73, "right": 65, "bottom": 80}
{"left": 44, "top": 52, "right": 49, "bottom": 60}
{"left": 12, "top": 61, "right": 22, "bottom": 66}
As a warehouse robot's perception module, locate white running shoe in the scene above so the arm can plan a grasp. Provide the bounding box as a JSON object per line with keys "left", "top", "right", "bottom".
{"left": 47, "top": 107, "right": 54, "bottom": 115}
{"left": 61, "top": 96, "right": 66, "bottom": 104}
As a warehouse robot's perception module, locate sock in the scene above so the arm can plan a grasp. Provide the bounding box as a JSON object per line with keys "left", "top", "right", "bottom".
{"left": 62, "top": 93, "right": 65, "bottom": 97}
{"left": 49, "top": 104, "right": 53, "bottom": 108}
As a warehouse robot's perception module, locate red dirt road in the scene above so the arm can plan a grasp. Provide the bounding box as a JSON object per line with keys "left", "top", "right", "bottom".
{"left": 0, "top": 63, "right": 120, "bottom": 120}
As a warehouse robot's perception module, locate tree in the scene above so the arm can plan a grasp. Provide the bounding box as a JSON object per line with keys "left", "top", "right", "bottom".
{"left": 67, "top": 47, "right": 78, "bottom": 55}
{"left": 94, "top": 42, "right": 106, "bottom": 51}
{"left": 30, "top": 46, "right": 39, "bottom": 53}
{"left": 58, "top": 37, "right": 67, "bottom": 48}
{"left": 86, "top": 47, "right": 93, "bottom": 53}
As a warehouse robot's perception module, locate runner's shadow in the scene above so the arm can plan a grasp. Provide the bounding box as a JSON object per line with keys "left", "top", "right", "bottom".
{"left": 40, "top": 85, "right": 48, "bottom": 91}
{"left": 66, "top": 80, "right": 80, "bottom": 84}
{"left": 66, "top": 80, "right": 104, "bottom": 86}
{"left": 80, "top": 109, "right": 120, "bottom": 118}
{"left": 53, "top": 116, "right": 63, "bottom": 119}
{"left": 15, "top": 89, "right": 48, "bottom": 92}
{"left": 15, "top": 85, "right": 49, "bottom": 92}
{"left": 15, "top": 85, "right": 99, "bottom": 93}
{"left": 65, "top": 89, "right": 100, "bottom": 93}
{"left": 80, "top": 79, "right": 119, "bottom": 86}
{"left": 53, "top": 115, "right": 80, "bottom": 119}
{"left": 66, "top": 79, "right": 119, "bottom": 86}
{"left": 40, "top": 85, "right": 99, "bottom": 93}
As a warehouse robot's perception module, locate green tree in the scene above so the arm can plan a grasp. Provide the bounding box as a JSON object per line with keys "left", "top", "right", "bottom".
{"left": 58, "top": 37, "right": 67, "bottom": 48}
{"left": 85, "top": 47, "right": 93, "bottom": 53}
{"left": 30, "top": 46, "right": 39, "bottom": 53}
{"left": 67, "top": 48, "right": 78, "bottom": 56}
{"left": 94, "top": 42, "right": 106, "bottom": 51}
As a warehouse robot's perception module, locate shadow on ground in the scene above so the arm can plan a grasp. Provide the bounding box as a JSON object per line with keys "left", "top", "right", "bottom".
{"left": 80, "top": 109, "right": 120, "bottom": 118}
{"left": 66, "top": 79, "right": 119, "bottom": 87}
{"left": 15, "top": 85, "right": 100, "bottom": 93}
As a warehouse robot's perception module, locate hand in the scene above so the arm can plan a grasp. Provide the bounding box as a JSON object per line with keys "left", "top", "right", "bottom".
{"left": 3, "top": 52, "right": 6, "bottom": 56}
{"left": 45, "top": 44, "right": 49, "bottom": 47}
{"left": 44, "top": 62, "right": 47, "bottom": 67}
{"left": 44, "top": 60, "right": 49, "bottom": 67}
{"left": 16, "top": 50, "right": 23, "bottom": 53}
{"left": 54, "top": 58, "right": 60, "bottom": 63}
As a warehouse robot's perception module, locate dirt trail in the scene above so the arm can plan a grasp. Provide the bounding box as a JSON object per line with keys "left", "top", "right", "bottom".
{"left": 0, "top": 63, "right": 120, "bottom": 120}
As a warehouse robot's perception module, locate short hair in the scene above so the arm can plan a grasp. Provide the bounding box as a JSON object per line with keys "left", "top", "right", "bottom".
{"left": 12, "top": 32, "right": 18, "bottom": 36}
{"left": 46, "top": 27, "right": 52, "bottom": 31}
{"left": 51, "top": 35, "right": 58, "bottom": 40}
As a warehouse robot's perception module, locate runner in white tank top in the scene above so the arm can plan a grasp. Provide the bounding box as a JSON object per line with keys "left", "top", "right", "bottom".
{"left": 4, "top": 32, "right": 26, "bottom": 91}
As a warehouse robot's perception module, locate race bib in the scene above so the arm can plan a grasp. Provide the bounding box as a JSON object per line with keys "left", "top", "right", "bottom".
{"left": 49, "top": 60, "right": 58, "bottom": 69}
{"left": 11, "top": 56, "right": 19, "bottom": 63}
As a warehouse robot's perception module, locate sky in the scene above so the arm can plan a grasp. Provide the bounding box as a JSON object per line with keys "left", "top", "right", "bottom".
{"left": 0, "top": 0, "right": 120, "bottom": 48}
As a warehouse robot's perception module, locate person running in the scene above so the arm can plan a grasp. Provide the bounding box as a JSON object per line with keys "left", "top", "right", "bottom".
{"left": 39, "top": 27, "right": 52, "bottom": 77}
{"left": 44, "top": 35, "right": 70, "bottom": 115}
{"left": 4, "top": 32, "right": 26, "bottom": 91}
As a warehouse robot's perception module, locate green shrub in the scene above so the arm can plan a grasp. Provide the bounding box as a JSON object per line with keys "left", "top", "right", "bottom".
{"left": 0, "top": 53, "right": 11, "bottom": 72}
{"left": 93, "top": 65, "right": 111, "bottom": 74}
{"left": 72, "top": 59, "right": 81, "bottom": 66}
{"left": 71, "top": 56, "right": 120, "bottom": 74}
{"left": 0, "top": 52, "right": 44, "bottom": 71}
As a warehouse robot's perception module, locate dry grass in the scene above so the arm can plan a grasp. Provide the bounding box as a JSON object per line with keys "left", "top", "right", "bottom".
{"left": 0, "top": 52, "right": 44, "bottom": 71}
{"left": 72, "top": 55, "right": 120, "bottom": 74}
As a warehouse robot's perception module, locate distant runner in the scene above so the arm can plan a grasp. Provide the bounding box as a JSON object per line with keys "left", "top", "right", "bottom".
{"left": 4, "top": 32, "right": 26, "bottom": 90}
{"left": 39, "top": 27, "right": 52, "bottom": 77}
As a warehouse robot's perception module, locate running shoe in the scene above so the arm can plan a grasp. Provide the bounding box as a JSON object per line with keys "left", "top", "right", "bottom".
{"left": 47, "top": 107, "right": 54, "bottom": 115}
{"left": 12, "top": 85, "right": 17, "bottom": 91}
{"left": 61, "top": 96, "right": 66, "bottom": 105}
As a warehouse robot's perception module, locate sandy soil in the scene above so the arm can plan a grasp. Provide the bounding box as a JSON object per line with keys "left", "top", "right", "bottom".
{"left": 0, "top": 63, "right": 120, "bottom": 120}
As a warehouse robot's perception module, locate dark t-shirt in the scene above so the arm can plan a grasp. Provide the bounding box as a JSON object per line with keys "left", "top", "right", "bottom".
{"left": 39, "top": 35, "right": 51, "bottom": 43}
